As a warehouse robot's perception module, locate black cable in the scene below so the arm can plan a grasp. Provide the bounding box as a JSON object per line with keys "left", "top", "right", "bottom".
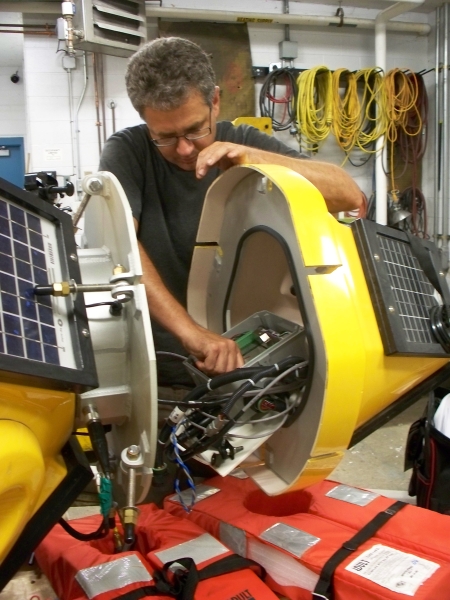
{"left": 58, "top": 516, "right": 108, "bottom": 541}
{"left": 156, "top": 350, "right": 188, "bottom": 361}
{"left": 156, "top": 380, "right": 302, "bottom": 408}
{"left": 178, "top": 357, "right": 306, "bottom": 461}
{"left": 259, "top": 68, "right": 298, "bottom": 131}
{"left": 153, "top": 364, "right": 278, "bottom": 470}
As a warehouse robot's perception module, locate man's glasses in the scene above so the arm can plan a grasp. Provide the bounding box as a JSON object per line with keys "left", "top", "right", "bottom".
{"left": 150, "top": 111, "right": 212, "bottom": 147}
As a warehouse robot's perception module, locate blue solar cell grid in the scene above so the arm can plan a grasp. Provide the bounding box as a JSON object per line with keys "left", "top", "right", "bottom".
{"left": 379, "top": 235, "right": 437, "bottom": 345}
{"left": 0, "top": 198, "right": 60, "bottom": 365}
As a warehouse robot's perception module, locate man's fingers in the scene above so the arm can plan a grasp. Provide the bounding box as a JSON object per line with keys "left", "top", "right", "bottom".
{"left": 196, "top": 143, "right": 247, "bottom": 178}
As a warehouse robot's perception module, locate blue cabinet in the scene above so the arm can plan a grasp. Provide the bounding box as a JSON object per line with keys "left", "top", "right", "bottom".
{"left": 0, "top": 137, "right": 25, "bottom": 188}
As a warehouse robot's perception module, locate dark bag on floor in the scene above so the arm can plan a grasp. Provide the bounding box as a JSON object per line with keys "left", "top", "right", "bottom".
{"left": 405, "top": 389, "right": 450, "bottom": 514}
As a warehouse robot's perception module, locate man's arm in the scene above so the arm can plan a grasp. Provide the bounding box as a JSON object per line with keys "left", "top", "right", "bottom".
{"left": 196, "top": 142, "right": 362, "bottom": 214}
{"left": 136, "top": 221, "right": 243, "bottom": 375}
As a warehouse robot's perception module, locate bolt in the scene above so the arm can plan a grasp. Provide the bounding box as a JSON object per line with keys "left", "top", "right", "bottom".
{"left": 374, "top": 254, "right": 380, "bottom": 261}
{"left": 81, "top": 328, "right": 90, "bottom": 337}
{"left": 86, "top": 177, "right": 103, "bottom": 194}
{"left": 388, "top": 306, "right": 395, "bottom": 313}
{"left": 127, "top": 445, "right": 141, "bottom": 460}
{"left": 70, "top": 253, "right": 78, "bottom": 262}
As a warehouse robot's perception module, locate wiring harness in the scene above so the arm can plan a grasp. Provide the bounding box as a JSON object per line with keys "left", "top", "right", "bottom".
{"left": 154, "top": 357, "right": 309, "bottom": 506}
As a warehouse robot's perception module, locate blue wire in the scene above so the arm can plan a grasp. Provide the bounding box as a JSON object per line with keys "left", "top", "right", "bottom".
{"left": 170, "top": 426, "right": 196, "bottom": 513}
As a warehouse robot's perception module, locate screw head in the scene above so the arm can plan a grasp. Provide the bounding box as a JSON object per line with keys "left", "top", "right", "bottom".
{"left": 81, "top": 328, "right": 90, "bottom": 337}
{"left": 388, "top": 306, "right": 395, "bottom": 313}
{"left": 86, "top": 177, "right": 103, "bottom": 194}
{"left": 374, "top": 254, "right": 380, "bottom": 261}
{"left": 127, "top": 445, "right": 141, "bottom": 459}
{"left": 70, "top": 253, "right": 78, "bottom": 262}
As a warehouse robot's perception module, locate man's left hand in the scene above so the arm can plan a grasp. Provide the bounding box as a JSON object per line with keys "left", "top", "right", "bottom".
{"left": 196, "top": 142, "right": 251, "bottom": 178}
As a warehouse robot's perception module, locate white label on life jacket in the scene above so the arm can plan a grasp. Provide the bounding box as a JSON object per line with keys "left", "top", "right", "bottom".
{"left": 155, "top": 533, "right": 229, "bottom": 566}
{"left": 76, "top": 555, "right": 153, "bottom": 599}
{"left": 326, "top": 484, "right": 379, "bottom": 506}
{"left": 345, "top": 544, "right": 440, "bottom": 596}
{"left": 260, "top": 523, "right": 320, "bottom": 558}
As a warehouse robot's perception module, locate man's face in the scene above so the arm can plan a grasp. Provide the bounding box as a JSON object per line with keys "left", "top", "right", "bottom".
{"left": 143, "top": 87, "right": 220, "bottom": 171}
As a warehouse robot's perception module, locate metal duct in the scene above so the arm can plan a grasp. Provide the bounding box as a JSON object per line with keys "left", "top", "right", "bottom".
{"left": 72, "top": 0, "right": 147, "bottom": 58}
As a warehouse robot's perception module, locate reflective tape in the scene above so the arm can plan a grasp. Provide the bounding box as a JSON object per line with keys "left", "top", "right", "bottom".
{"left": 260, "top": 522, "right": 320, "bottom": 558}
{"left": 155, "top": 533, "right": 228, "bottom": 566}
{"left": 220, "top": 522, "right": 247, "bottom": 558}
{"left": 75, "top": 554, "right": 152, "bottom": 599}
{"left": 169, "top": 484, "right": 220, "bottom": 505}
{"left": 325, "top": 484, "right": 379, "bottom": 506}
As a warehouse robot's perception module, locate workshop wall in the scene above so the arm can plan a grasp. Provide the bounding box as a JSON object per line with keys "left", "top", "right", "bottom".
{"left": 3, "top": 1, "right": 434, "bottom": 217}
{"left": 0, "top": 13, "right": 26, "bottom": 138}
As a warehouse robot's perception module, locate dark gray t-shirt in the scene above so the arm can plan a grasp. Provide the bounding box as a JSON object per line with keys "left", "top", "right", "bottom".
{"left": 99, "top": 121, "right": 303, "bottom": 386}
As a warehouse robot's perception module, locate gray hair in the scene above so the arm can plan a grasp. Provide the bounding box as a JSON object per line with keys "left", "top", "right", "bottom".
{"left": 125, "top": 37, "right": 216, "bottom": 116}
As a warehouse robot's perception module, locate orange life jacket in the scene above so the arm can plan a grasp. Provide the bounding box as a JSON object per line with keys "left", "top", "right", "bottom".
{"left": 35, "top": 503, "right": 278, "bottom": 600}
{"left": 164, "top": 476, "right": 450, "bottom": 600}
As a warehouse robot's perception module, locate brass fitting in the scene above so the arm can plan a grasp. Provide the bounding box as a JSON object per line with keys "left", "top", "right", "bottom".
{"left": 113, "top": 264, "right": 126, "bottom": 276}
{"left": 52, "top": 281, "right": 71, "bottom": 296}
{"left": 122, "top": 506, "right": 139, "bottom": 525}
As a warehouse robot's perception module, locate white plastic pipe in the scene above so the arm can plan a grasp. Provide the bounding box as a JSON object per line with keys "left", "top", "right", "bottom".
{"left": 144, "top": 6, "right": 430, "bottom": 35}
{"left": 374, "top": 0, "right": 425, "bottom": 224}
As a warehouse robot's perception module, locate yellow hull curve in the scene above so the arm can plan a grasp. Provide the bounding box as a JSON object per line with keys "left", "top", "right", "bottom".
{"left": 189, "top": 164, "right": 449, "bottom": 494}
{"left": 0, "top": 382, "right": 75, "bottom": 564}
{"left": 258, "top": 165, "right": 448, "bottom": 489}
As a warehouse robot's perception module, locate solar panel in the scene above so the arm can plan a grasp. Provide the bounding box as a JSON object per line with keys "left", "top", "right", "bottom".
{"left": 0, "top": 177, "right": 97, "bottom": 392}
{"left": 351, "top": 218, "right": 449, "bottom": 357}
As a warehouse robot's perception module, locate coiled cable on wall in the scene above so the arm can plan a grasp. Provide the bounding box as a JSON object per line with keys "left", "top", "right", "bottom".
{"left": 259, "top": 68, "right": 298, "bottom": 131}
{"left": 296, "top": 66, "right": 333, "bottom": 152}
{"left": 332, "top": 67, "right": 388, "bottom": 165}
{"left": 353, "top": 67, "right": 388, "bottom": 154}
{"left": 331, "top": 68, "right": 360, "bottom": 155}
{"left": 385, "top": 68, "right": 422, "bottom": 190}
{"left": 385, "top": 70, "right": 428, "bottom": 237}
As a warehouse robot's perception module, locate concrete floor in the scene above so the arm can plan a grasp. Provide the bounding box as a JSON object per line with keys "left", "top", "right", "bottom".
{"left": 0, "top": 397, "right": 426, "bottom": 599}
{"left": 331, "top": 395, "right": 427, "bottom": 494}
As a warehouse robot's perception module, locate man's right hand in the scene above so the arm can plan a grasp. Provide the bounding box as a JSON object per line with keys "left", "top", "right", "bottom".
{"left": 137, "top": 234, "right": 244, "bottom": 377}
{"left": 181, "top": 324, "right": 244, "bottom": 376}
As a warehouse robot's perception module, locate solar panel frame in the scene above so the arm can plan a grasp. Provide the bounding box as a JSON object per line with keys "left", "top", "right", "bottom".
{"left": 351, "top": 218, "right": 450, "bottom": 357}
{"left": 0, "top": 177, "right": 98, "bottom": 392}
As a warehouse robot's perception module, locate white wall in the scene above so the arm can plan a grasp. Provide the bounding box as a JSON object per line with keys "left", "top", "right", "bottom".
{"left": 8, "top": 1, "right": 434, "bottom": 211}
{"left": 0, "top": 13, "right": 26, "bottom": 138}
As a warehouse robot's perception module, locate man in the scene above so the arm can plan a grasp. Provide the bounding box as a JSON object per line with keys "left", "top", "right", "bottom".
{"left": 99, "top": 37, "right": 362, "bottom": 389}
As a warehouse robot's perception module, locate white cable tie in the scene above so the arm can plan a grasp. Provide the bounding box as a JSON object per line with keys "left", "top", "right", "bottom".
{"left": 206, "top": 379, "right": 213, "bottom": 391}
{"left": 247, "top": 378, "right": 256, "bottom": 386}
{"left": 274, "top": 363, "right": 280, "bottom": 371}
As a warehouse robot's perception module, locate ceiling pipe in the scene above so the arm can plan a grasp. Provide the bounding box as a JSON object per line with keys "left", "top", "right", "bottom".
{"left": 0, "top": 3, "right": 431, "bottom": 35}
{"left": 374, "top": 0, "right": 425, "bottom": 225}
{"left": 0, "top": 3, "right": 60, "bottom": 14}
{"left": 144, "top": 6, "right": 430, "bottom": 35}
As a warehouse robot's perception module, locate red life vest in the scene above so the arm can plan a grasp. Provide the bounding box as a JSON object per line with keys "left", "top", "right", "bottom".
{"left": 164, "top": 476, "right": 450, "bottom": 600}
{"left": 35, "top": 503, "right": 278, "bottom": 600}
